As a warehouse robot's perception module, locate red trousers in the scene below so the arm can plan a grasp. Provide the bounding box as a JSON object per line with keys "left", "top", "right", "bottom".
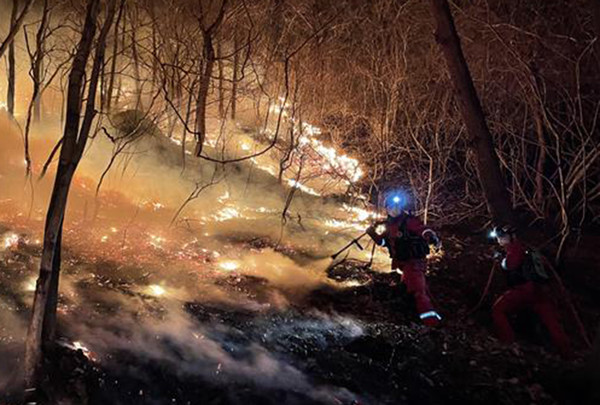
{"left": 493, "top": 281, "right": 570, "bottom": 356}
{"left": 393, "top": 259, "right": 438, "bottom": 325}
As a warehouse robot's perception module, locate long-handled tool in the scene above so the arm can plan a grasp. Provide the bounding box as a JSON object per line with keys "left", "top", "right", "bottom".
{"left": 542, "top": 257, "right": 593, "bottom": 349}
{"left": 331, "top": 232, "right": 368, "bottom": 260}
{"left": 465, "top": 261, "right": 498, "bottom": 317}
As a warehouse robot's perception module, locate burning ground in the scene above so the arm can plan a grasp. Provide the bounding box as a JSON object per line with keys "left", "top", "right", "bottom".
{"left": 0, "top": 107, "right": 385, "bottom": 404}
{"left": 0, "top": 110, "right": 598, "bottom": 405}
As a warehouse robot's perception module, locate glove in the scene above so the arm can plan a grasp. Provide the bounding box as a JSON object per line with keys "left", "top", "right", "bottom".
{"left": 366, "top": 224, "right": 383, "bottom": 245}
{"left": 493, "top": 251, "right": 503, "bottom": 260}
{"left": 366, "top": 225, "right": 376, "bottom": 237}
{"left": 429, "top": 234, "right": 441, "bottom": 250}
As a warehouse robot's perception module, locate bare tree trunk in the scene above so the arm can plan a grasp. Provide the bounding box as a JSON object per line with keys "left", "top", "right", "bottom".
{"left": 113, "top": 8, "right": 127, "bottom": 109}
{"left": 33, "top": 0, "right": 50, "bottom": 123}
{"left": 591, "top": 0, "right": 600, "bottom": 67}
{"left": 231, "top": 28, "right": 240, "bottom": 120}
{"left": 6, "top": 0, "right": 19, "bottom": 116}
{"left": 33, "top": 60, "right": 43, "bottom": 122}
{"left": 194, "top": 0, "right": 228, "bottom": 157}
{"left": 106, "top": 0, "right": 125, "bottom": 112}
{"left": 0, "top": 0, "right": 35, "bottom": 60}
{"left": 130, "top": 7, "right": 143, "bottom": 110}
{"left": 150, "top": 1, "right": 158, "bottom": 90}
{"left": 41, "top": 218, "right": 62, "bottom": 343}
{"left": 429, "top": 0, "right": 513, "bottom": 224}
{"left": 217, "top": 37, "right": 225, "bottom": 118}
{"left": 194, "top": 42, "right": 214, "bottom": 156}
{"left": 182, "top": 84, "right": 195, "bottom": 169}
{"left": 100, "top": 51, "right": 107, "bottom": 111}
{"left": 23, "top": 0, "right": 50, "bottom": 174}
{"left": 24, "top": 0, "right": 116, "bottom": 393}
{"left": 269, "top": 0, "right": 284, "bottom": 60}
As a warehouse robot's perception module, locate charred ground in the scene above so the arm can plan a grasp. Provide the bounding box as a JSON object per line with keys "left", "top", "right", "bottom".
{"left": 1, "top": 223, "right": 598, "bottom": 405}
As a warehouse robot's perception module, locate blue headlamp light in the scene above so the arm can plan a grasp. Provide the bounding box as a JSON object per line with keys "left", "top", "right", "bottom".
{"left": 383, "top": 191, "right": 409, "bottom": 216}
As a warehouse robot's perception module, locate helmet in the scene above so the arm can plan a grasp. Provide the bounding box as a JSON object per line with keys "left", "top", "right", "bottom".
{"left": 490, "top": 224, "right": 517, "bottom": 238}
{"left": 383, "top": 192, "right": 407, "bottom": 218}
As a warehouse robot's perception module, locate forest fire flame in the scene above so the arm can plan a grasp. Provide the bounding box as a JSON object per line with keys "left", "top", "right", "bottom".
{"left": 218, "top": 260, "right": 240, "bottom": 271}
{"left": 2, "top": 233, "right": 19, "bottom": 250}
{"left": 60, "top": 340, "right": 96, "bottom": 362}
{"left": 24, "top": 277, "right": 37, "bottom": 292}
{"left": 277, "top": 103, "right": 364, "bottom": 188}
{"left": 0, "top": 0, "right": 596, "bottom": 402}
{"left": 146, "top": 284, "right": 167, "bottom": 297}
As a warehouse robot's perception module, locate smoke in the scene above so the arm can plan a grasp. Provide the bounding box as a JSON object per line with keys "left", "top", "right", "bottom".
{"left": 0, "top": 71, "right": 388, "bottom": 401}
{"left": 65, "top": 295, "right": 363, "bottom": 404}
{"left": 0, "top": 2, "right": 393, "bottom": 399}
{"left": 0, "top": 299, "right": 25, "bottom": 392}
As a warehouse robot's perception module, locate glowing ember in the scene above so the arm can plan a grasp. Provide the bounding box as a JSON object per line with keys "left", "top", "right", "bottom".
{"left": 218, "top": 260, "right": 239, "bottom": 271}
{"left": 287, "top": 179, "right": 321, "bottom": 196}
{"left": 258, "top": 100, "right": 366, "bottom": 194}
{"left": 290, "top": 115, "right": 363, "bottom": 183}
{"left": 250, "top": 158, "right": 278, "bottom": 176}
{"left": 24, "top": 277, "right": 37, "bottom": 292}
{"left": 324, "top": 219, "right": 365, "bottom": 231}
{"left": 152, "top": 202, "right": 164, "bottom": 210}
{"left": 340, "top": 280, "right": 367, "bottom": 288}
{"left": 3, "top": 233, "right": 19, "bottom": 250}
{"left": 72, "top": 341, "right": 95, "bottom": 361}
{"left": 342, "top": 204, "right": 379, "bottom": 222}
{"left": 217, "top": 191, "right": 230, "bottom": 203}
{"left": 100, "top": 235, "right": 109, "bottom": 243}
{"left": 110, "top": 227, "right": 118, "bottom": 233}
{"left": 147, "top": 284, "right": 166, "bottom": 296}
{"left": 149, "top": 234, "right": 166, "bottom": 248}
{"left": 213, "top": 207, "right": 241, "bottom": 221}
{"left": 255, "top": 206, "right": 277, "bottom": 214}
{"left": 427, "top": 247, "right": 445, "bottom": 260}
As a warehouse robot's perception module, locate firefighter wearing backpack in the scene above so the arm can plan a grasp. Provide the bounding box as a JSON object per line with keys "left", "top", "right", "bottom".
{"left": 366, "top": 193, "right": 442, "bottom": 326}
{"left": 491, "top": 225, "right": 571, "bottom": 357}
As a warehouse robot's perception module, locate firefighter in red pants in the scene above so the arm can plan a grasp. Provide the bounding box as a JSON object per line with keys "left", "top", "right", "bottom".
{"left": 367, "top": 194, "right": 442, "bottom": 326}
{"left": 491, "top": 225, "right": 571, "bottom": 357}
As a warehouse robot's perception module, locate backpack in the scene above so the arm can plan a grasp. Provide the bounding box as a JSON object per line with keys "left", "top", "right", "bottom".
{"left": 392, "top": 216, "right": 430, "bottom": 261}
{"left": 522, "top": 249, "right": 551, "bottom": 283}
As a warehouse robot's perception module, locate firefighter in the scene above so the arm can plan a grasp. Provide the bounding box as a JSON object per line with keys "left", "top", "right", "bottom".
{"left": 366, "top": 193, "right": 442, "bottom": 326}
{"left": 491, "top": 225, "right": 571, "bottom": 357}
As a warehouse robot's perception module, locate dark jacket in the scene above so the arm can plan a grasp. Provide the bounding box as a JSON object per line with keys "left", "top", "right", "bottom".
{"left": 367, "top": 213, "right": 435, "bottom": 265}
